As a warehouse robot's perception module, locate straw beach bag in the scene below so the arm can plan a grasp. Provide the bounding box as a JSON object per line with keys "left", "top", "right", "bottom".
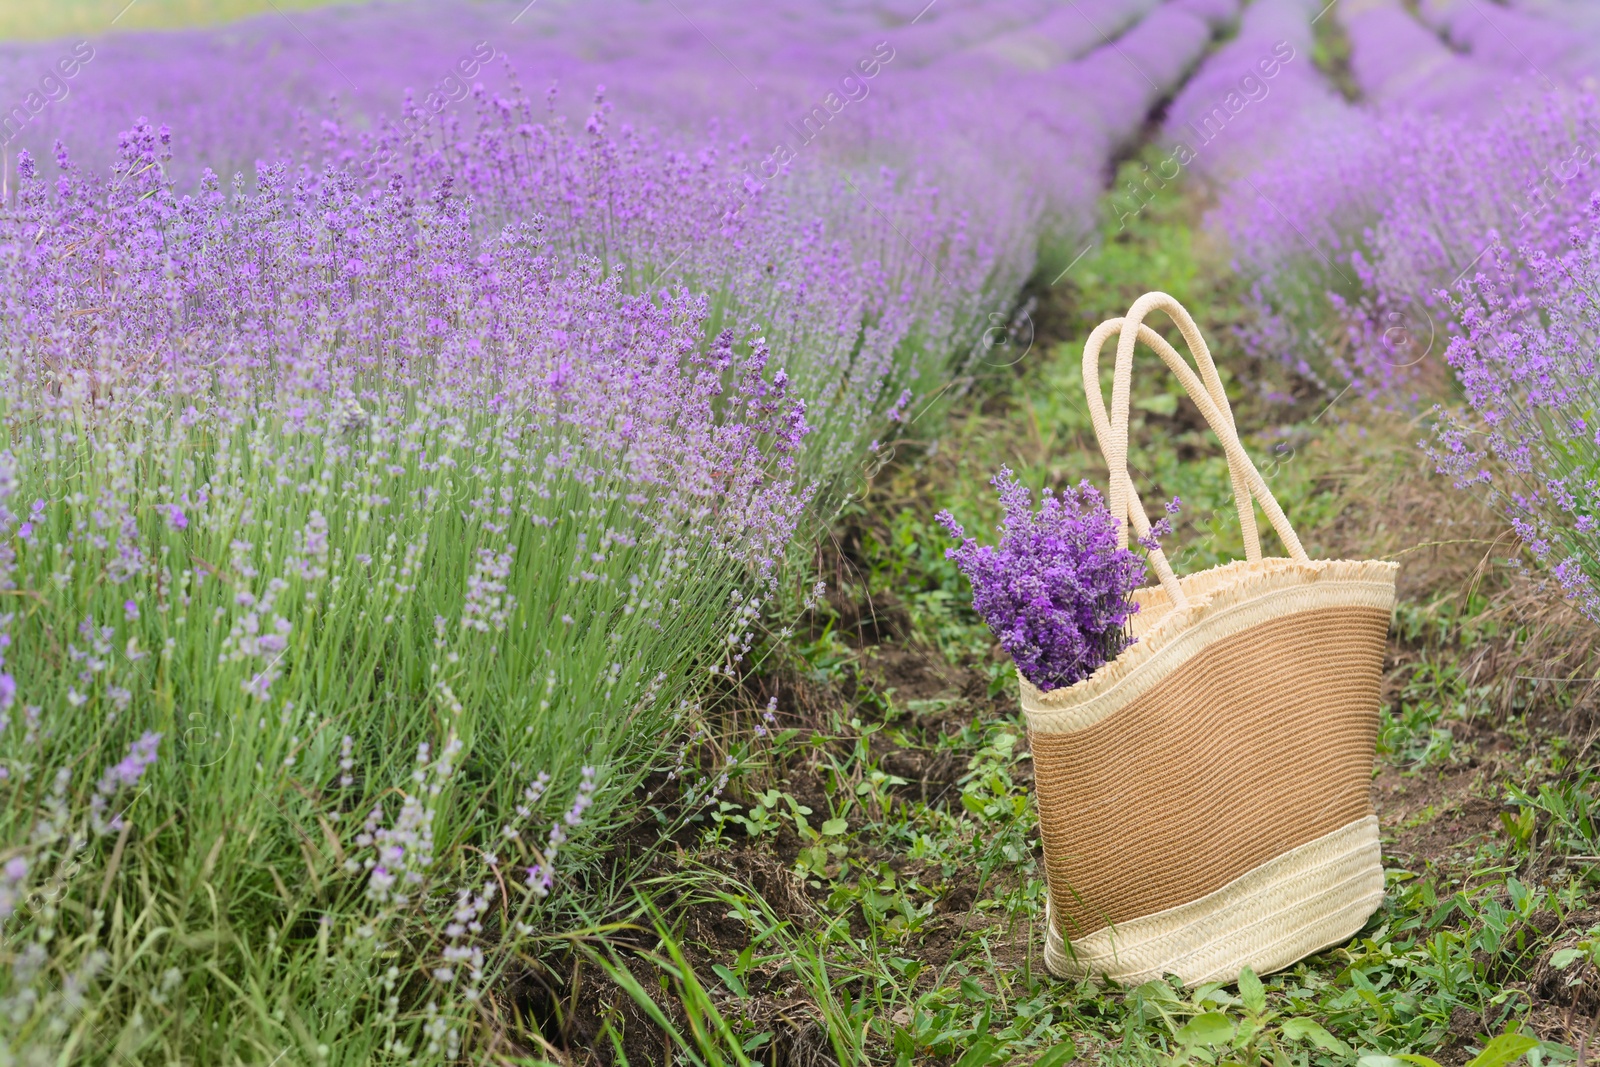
{"left": 1028, "top": 292, "right": 1397, "bottom": 986}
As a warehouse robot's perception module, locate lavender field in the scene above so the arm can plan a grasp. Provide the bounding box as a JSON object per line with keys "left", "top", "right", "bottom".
{"left": 3, "top": 0, "right": 1600, "bottom": 1063}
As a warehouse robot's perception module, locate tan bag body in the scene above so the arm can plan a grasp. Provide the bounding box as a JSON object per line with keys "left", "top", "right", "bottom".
{"left": 1028, "top": 293, "right": 1396, "bottom": 986}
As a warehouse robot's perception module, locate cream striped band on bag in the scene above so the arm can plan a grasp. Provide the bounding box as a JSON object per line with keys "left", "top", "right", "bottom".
{"left": 1043, "top": 816, "right": 1384, "bottom": 986}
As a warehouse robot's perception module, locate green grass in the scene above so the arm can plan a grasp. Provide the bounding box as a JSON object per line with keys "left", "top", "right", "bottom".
{"left": 567, "top": 164, "right": 1600, "bottom": 1065}
{"left": 0, "top": 0, "right": 359, "bottom": 41}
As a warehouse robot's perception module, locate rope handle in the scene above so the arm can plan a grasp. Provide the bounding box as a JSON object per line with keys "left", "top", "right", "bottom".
{"left": 1082, "top": 292, "right": 1309, "bottom": 610}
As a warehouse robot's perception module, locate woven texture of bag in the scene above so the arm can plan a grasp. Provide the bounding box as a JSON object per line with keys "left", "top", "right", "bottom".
{"left": 1028, "top": 293, "right": 1397, "bottom": 987}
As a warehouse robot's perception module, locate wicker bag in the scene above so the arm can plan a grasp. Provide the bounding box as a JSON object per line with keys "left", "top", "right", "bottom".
{"left": 1028, "top": 292, "right": 1397, "bottom": 986}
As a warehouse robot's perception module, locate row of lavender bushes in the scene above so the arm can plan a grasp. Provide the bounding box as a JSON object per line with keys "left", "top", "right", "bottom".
{"left": 0, "top": 111, "right": 992, "bottom": 1067}
{"left": 0, "top": 0, "right": 1242, "bottom": 1059}
{"left": 1186, "top": 0, "right": 1600, "bottom": 622}
{"left": 1, "top": 110, "right": 833, "bottom": 1063}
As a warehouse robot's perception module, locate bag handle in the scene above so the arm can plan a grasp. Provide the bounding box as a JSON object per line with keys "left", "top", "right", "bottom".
{"left": 1082, "top": 292, "right": 1309, "bottom": 610}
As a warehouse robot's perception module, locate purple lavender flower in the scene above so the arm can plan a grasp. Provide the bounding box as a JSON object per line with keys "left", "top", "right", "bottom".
{"left": 1139, "top": 497, "right": 1182, "bottom": 552}
{"left": 563, "top": 766, "right": 597, "bottom": 827}
{"left": 99, "top": 732, "right": 161, "bottom": 792}
{"left": 525, "top": 864, "right": 554, "bottom": 897}
{"left": 338, "top": 735, "right": 355, "bottom": 789}
{"left": 1427, "top": 240, "right": 1600, "bottom": 622}
{"left": 90, "top": 731, "right": 161, "bottom": 834}
{"left": 755, "top": 695, "right": 778, "bottom": 737}
{"left": 0, "top": 855, "right": 26, "bottom": 920}
{"left": 938, "top": 469, "right": 1147, "bottom": 692}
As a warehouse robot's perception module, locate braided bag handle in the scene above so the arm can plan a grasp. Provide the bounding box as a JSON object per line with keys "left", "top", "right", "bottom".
{"left": 1082, "top": 292, "right": 1309, "bottom": 610}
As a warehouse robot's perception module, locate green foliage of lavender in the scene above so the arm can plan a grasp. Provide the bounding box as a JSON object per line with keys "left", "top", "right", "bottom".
{"left": 0, "top": 172, "right": 803, "bottom": 1062}
{"left": 0, "top": 383, "right": 783, "bottom": 1060}
{"left": 0, "top": 99, "right": 993, "bottom": 1066}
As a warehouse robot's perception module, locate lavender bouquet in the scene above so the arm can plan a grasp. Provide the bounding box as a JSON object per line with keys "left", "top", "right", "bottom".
{"left": 939, "top": 469, "right": 1161, "bottom": 692}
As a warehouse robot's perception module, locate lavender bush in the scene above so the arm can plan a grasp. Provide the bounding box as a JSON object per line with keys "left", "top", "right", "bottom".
{"left": 0, "top": 122, "right": 817, "bottom": 1061}
{"left": 1418, "top": 0, "right": 1600, "bottom": 86}
{"left": 1192, "top": 0, "right": 1600, "bottom": 614}
{"left": 1163, "top": 0, "right": 1347, "bottom": 183}
{"left": 0, "top": 0, "right": 1234, "bottom": 280}
{"left": 938, "top": 470, "right": 1154, "bottom": 692}
{"left": 1342, "top": 0, "right": 1505, "bottom": 114}
{"left": 1228, "top": 99, "right": 1596, "bottom": 395}
{"left": 1430, "top": 227, "right": 1600, "bottom": 623}
{"left": 1211, "top": 31, "right": 1599, "bottom": 398}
